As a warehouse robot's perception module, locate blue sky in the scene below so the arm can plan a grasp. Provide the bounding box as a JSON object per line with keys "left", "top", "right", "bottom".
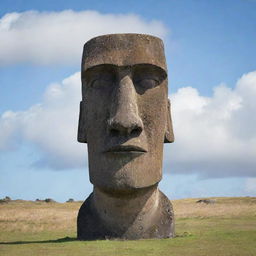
{"left": 0, "top": 0, "right": 256, "bottom": 202}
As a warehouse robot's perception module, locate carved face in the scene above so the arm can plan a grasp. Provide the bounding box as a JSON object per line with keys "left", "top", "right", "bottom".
{"left": 78, "top": 34, "right": 173, "bottom": 193}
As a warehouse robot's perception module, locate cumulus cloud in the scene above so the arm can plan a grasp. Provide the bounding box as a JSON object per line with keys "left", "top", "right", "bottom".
{"left": 0, "top": 10, "right": 168, "bottom": 66}
{"left": 0, "top": 71, "right": 256, "bottom": 176}
{"left": 0, "top": 72, "right": 85, "bottom": 169}
{"left": 166, "top": 71, "right": 256, "bottom": 178}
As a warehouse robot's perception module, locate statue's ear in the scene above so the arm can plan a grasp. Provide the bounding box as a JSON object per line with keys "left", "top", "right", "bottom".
{"left": 78, "top": 101, "right": 87, "bottom": 143}
{"left": 164, "top": 99, "right": 174, "bottom": 143}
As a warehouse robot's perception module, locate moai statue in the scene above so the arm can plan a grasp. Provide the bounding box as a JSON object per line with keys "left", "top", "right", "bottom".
{"left": 77, "top": 34, "right": 175, "bottom": 240}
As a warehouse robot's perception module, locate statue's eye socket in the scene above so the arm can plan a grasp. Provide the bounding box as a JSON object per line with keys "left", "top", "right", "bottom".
{"left": 85, "top": 65, "right": 117, "bottom": 89}
{"left": 134, "top": 78, "right": 160, "bottom": 89}
{"left": 132, "top": 65, "right": 166, "bottom": 91}
{"left": 90, "top": 78, "right": 113, "bottom": 89}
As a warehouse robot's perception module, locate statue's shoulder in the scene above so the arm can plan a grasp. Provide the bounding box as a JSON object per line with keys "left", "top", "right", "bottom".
{"left": 157, "top": 190, "right": 175, "bottom": 238}
{"left": 77, "top": 193, "right": 114, "bottom": 240}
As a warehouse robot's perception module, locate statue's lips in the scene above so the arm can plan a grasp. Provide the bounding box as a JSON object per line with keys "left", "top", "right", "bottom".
{"left": 104, "top": 145, "right": 147, "bottom": 154}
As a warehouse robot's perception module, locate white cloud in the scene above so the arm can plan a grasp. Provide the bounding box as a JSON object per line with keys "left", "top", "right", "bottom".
{"left": 166, "top": 71, "right": 256, "bottom": 178}
{"left": 0, "top": 72, "right": 85, "bottom": 169}
{"left": 0, "top": 10, "right": 168, "bottom": 66}
{"left": 0, "top": 71, "right": 256, "bottom": 176}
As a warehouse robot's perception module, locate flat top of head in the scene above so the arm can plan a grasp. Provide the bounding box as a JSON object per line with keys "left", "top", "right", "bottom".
{"left": 82, "top": 33, "right": 167, "bottom": 72}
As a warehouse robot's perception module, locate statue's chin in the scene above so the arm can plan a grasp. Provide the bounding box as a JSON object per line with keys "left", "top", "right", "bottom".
{"left": 90, "top": 171, "right": 161, "bottom": 196}
{"left": 94, "top": 182, "right": 159, "bottom": 198}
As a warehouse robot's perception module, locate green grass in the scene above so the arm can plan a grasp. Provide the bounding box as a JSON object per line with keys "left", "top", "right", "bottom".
{"left": 0, "top": 197, "right": 256, "bottom": 256}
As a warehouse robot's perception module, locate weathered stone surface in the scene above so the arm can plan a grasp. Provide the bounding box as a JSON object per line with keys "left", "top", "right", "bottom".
{"left": 77, "top": 189, "right": 174, "bottom": 240}
{"left": 77, "top": 33, "right": 175, "bottom": 240}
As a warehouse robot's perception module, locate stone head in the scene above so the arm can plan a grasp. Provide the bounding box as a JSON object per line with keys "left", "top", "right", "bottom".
{"left": 78, "top": 34, "right": 174, "bottom": 193}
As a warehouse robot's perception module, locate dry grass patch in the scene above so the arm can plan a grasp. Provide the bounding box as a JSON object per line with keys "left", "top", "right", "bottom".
{"left": 172, "top": 196, "right": 256, "bottom": 219}
{"left": 0, "top": 200, "right": 80, "bottom": 232}
{"left": 0, "top": 197, "right": 255, "bottom": 232}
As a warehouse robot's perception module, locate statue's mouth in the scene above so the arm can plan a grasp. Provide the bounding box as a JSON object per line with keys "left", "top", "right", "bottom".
{"left": 105, "top": 145, "right": 147, "bottom": 154}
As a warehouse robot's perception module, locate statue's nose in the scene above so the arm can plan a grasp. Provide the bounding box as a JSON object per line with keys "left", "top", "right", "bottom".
{"left": 108, "top": 75, "right": 143, "bottom": 137}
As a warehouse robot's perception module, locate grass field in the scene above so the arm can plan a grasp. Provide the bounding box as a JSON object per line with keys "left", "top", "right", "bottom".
{"left": 0, "top": 197, "right": 255, "bottom": 256}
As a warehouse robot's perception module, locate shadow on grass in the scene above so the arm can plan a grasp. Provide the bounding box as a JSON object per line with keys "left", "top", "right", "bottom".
{"left": 0, "top": 236, "right": 77, "bottom": 245}
{"left": 1, "top": 233, "right": 194, "bottom": 245}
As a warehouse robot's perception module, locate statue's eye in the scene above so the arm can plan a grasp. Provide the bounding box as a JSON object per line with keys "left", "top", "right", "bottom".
{"left": 84, "top": 65, "right": 117, "bottom": 89}
{"left": 135, "top": 78, "right": 160, "bottom": 89}
{"left": 132, "top": 64, "right": 166, "bottom": 92}
{"left": 90, "top": 78, "right": 113, "bottom": 89}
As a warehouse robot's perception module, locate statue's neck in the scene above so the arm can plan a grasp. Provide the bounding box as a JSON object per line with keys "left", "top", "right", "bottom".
{"left": 92, "top": 185, "right": 159, "bottom": 232}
